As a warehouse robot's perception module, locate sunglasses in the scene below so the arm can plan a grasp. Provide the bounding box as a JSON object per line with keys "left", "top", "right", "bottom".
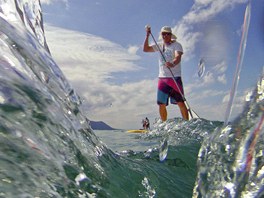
{"left": 162, "top": 32, "right": 172, "bottom": 36}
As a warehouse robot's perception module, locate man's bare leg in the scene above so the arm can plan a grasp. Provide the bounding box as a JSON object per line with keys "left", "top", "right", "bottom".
{"left": 178, "top": 102, "right": 189, "bottom": 120}
{"left": 159, "top": 104, "right": 167, "bottom": 121}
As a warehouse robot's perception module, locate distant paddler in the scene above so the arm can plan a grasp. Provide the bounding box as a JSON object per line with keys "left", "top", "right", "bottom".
{"left": 142, "top": 117, "right": 150, "bottom": 130}
{"left": 127, "top": 118, "right": 150, "bottom": 133}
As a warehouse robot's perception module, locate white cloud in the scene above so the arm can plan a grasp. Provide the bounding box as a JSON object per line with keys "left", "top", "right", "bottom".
{"left": 195, "top": 61, "right": 227, "bottom": 86}
{"left": 221, "top": 87, "right": 248, "bottom": 122}
{"left": 40, "top": 0, "right": 68, "bottom": 5}
{"left": 45, "top": 25, "right": 141, "bottom": 82}
{"left": 83, "top": 79, "right": 158, "bottom": 128}
{"left": 217, "top": 74, "right": 227, "bottom": 84}
{"left": 191, "top": 88, "right": 226, "bottom": 101}
{"left": 212, "top": 61, "right": 228, "bottom": 84}
{"left": 188, "top": 0, "right": 247, "bottom": 24}
{"left": 203, "top": 71, "right": 215, "bottom": 85}
{"left": 213, "top": 61, "right": 228, "bottom": 74}
{"left": 127, "top": 45, "right": 140, "bottom": 55}
{"left": 172, "top": 0, "right": 248, "bottom": 94}
{"left": 173, "top": 24, "right": 202, "bottom": 61}
{"left": 172, "top": 0, "right": 247, "bottom": 63}
{"left": 45, "top": 25, "right": 157, "bottom": 129}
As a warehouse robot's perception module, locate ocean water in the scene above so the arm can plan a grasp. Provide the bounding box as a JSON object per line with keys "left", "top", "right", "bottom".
{"left": 0, "top": 1, "right": 264, "bottom": 198}
{"left": 75, "top": 119, "right": 222, "bottom": 198}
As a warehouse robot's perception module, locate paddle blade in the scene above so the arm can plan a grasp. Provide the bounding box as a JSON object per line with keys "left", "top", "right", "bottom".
{"left": 189, "top": 108, "right": 200, "bottom": 119}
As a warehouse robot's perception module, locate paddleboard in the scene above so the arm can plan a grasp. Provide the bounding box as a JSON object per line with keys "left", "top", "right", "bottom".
{"left": 127, "top": 129, "right": 148, "bottom": 133}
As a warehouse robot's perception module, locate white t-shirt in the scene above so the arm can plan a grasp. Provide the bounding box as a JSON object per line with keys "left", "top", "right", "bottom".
{"left": 153, "top": 41, "right": 183, "bottom": 78}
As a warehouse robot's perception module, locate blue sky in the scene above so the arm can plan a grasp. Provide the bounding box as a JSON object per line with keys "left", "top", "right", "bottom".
{"left": 40, "top": 0, "right": 264, "bottom": 129}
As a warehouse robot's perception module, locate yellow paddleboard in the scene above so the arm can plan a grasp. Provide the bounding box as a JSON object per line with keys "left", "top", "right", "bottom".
{"left": 127, "top": 129, "right": 148, "bottom": 133}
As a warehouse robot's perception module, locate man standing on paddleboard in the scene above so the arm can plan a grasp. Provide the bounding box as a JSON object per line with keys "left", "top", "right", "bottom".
{"left": 143, "top": 26, "right": 189, "bottom": 121}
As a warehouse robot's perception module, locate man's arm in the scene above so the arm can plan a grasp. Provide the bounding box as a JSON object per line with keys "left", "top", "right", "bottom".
{"left": 143, "top": 27, "right": 155, "bottom": 52}
{"left": 172, "top": 51, "right": 183, "bottom": 65}
{"left": 165, "top": 51, "right": 183, "bottom": 68}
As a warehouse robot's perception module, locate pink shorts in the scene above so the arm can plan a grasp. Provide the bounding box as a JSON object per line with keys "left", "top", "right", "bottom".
{"left": 157, "top": 77, "right": 185, "bottom": 105}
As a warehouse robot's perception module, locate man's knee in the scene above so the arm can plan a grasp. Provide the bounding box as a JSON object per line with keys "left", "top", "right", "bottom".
{"left": 178, "top": 102, "right": 186, "bottom": 108}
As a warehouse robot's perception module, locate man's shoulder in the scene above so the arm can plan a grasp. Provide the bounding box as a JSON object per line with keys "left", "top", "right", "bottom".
{"left": 172, "top": 40, "right": 182, "bottom": 46}
{"left": 172, "top": 41, "right": 183, "bottom": 51}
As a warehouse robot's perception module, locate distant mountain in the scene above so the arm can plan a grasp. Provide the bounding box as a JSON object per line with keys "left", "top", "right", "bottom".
{"left": 90, "top": 121, "right": 116, "bottom": 130}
